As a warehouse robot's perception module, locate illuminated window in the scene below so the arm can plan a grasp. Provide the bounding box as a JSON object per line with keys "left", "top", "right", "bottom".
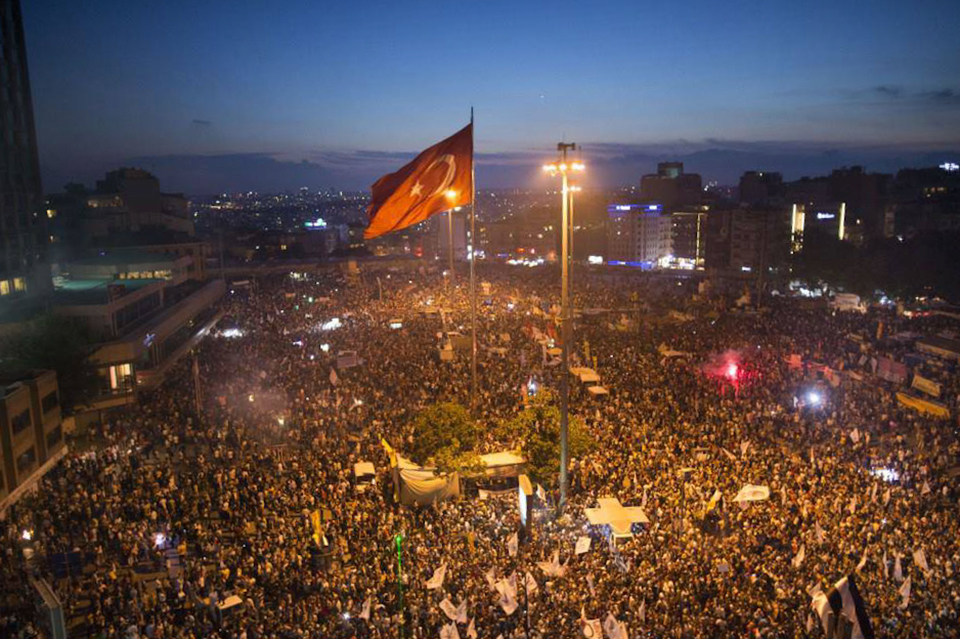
{"left": 109, "top": 363, "right": 134, "bottom": 391}
{"left": 13, "top": 277, "right": 26, "bottom": 292}
{"left": 46, "top": 209, "right": 57, "bottom": 218}
{"left": 0, "top": 280, "right": 9, "bottom": 295}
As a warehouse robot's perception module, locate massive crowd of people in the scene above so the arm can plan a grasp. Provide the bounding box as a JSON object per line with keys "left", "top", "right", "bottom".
{"left": 3, "top": 262, "right": 959, "bottom": 638}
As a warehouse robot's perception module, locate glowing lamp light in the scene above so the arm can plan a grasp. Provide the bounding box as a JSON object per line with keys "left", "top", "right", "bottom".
{"left": 726, "top": 363, "right": 738, "bottom": 380}
{"left": 154, "top": 533, "right": 166, "bottom": 548}
{"left": 320, "top": 343, "right": 330, "bottom": 352}
{"left": 248, "top": 394, "right": 255, "bottom": 403}
{"left": 342, "top": 612, "right": 351, "bottom": 620}
{"left": 807, "top": 391, "right": 822, "bottom": 406}
{"left": 21, "top": 530, "right": 32, "bottom": 541}
{"left": 444, "top": 189, "right": 458, "bottom": 200}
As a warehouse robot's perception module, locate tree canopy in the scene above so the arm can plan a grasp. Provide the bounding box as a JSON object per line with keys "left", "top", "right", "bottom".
{"left": 407, "top": 402, "right": 482, "bottom": 474}
{"left": 496, "top": 389, "right": 594, "bottom": 488}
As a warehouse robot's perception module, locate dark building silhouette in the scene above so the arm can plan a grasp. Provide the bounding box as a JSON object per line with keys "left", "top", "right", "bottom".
{"left": 890, "top": 166, "right": 960, "bottom": 236}
{"left": 0, "top": 0, "right": 46, "bottom": 308}
{"left": 738, "top": 171, "right": 784, "bottom": 205}
{"left": 640, "top": 162, "right": 702, "bottom": 206}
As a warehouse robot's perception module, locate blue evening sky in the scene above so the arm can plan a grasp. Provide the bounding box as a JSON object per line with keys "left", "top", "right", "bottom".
{"left": 24, "top": 0, "right": 960, "bottom": 193}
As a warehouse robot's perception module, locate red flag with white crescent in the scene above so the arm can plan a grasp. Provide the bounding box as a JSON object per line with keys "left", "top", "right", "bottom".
{"left": 365, "top": 123, "right": 473, "bottom": 240}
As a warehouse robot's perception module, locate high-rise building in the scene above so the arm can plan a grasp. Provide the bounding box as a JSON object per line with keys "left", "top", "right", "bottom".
{"left": 606, "top": 204, "right": 673, "bottom": 265}
{"left": 0, "top": 0, "right": 47, "bottom": 310}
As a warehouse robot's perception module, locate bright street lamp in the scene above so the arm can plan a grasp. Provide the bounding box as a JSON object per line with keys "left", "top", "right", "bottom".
{"left": 542, "top": 143, "right": 584, "bottom": 513}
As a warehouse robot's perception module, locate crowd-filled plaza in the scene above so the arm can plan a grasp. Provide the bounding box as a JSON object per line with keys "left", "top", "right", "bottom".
{"left": 3, "top": 264, "right": 959, "bottom": 639}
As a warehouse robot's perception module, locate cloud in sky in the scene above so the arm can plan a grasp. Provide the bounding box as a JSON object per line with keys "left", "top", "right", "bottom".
{"left": 50, "top": 139, "right": 953, "bottom": 196}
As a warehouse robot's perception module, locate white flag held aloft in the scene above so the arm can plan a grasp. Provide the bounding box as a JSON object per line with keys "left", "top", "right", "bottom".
{"left": 498, "top": 592, "right": 518, "bottom": 616}
{"left": 466, "top": 618, "right": 478, "bottom": 639}
{"left": 894, "top": 554, "right": 903, "bottom": 582}
{"left": 580, "top": 607, "right": 603, "bottom": 639}
{"left": 883, "top": 550, "right": 889, "bottom": 579}
{"left": 426, "top": 564, "right": 447, "bottom": 590}
{"left": 849, "top": 428, "right": 860, "bottom": 444}
{"left": 637, "top": 599, "right": 646, "bottom": 623}
{"left": 507, "top": 532, "right": 518, "bottom": 557}
{"left": 740, "top": 440, "right": 750, "bottom": 458}
{"left": 525, "top": 572, "right": 539, "bottom": 596}
{"left": 329, "top": 368, "right": 339, "bottom": 386}
{"left": 538, "top": 550, "right": 567, "bottom": 577}
{"left": 921, "top": 481, "right": 931, "bottom": 495}
{"left": 440, "top": 598, "right": 466, "bottom": 623}
{"left": 485, "top": 567, "right": 497, "bottom": 590}
{"left": 495, "top": 573, "right": 517, "bottom": 599}
{"left": 792, "top": 544, "right": 806, "bottom": 569}
{"left": 883, "top": 488, "right": 891, "bottom": 506}
{"left": 603, "top": 613, "right": 628, "bottom": 639}
{"left": 440, "top": 621, "right": 461, "bottom": 639}
{"left": 576, "top": 536, "right": 592, "bottom": 555}
{"left": 899, "top": 576, "right": 912, "bottom": 609}
{"left": 913, "top": 548, "right": 929, "bottom": 573}
{"left": 359, "top": 597, "right": 371, "bottom": 620}
{"left": 732, "top": 484, "right": 770, "bottom": 503}
{"left": 815, "top": 521, "right": 825, "bottom": 545}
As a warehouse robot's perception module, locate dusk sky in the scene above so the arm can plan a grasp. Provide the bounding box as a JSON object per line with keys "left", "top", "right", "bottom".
{"left": 25, "top": 0, "right": 960, "bottom": 194}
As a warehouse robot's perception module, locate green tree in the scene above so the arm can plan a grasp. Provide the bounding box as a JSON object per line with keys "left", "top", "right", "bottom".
{"left": 408, "top": 402, "right": 482, "bottom": 474}
{"left": 0, "top": 313, "right": 97, "bottom": 412}
{"left": 496, "top": 389, "right": 594, "bottom": 488}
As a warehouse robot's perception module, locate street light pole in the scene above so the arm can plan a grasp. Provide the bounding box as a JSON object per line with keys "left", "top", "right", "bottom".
{"left": 543, "top": 144, "right": 583, "bottom": 514}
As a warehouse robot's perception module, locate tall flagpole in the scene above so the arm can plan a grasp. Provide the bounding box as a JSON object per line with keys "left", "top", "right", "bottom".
{"left": 448, "top": 209, "right": 455, "bottom": 286}
{"left": 469, "top": 108, "right": 478, "bottom": 407}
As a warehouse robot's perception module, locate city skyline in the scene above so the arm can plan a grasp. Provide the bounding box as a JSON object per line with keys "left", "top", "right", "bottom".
{"left": 25, "top": 0, "right": 960, "bottom": 194}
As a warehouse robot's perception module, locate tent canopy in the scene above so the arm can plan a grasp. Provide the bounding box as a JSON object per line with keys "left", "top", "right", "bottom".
{"left": 585, "top": 497, "right": 649, "bottom": 536}
{"left": 354, "top": 461, "right": 375, "bottom": 478}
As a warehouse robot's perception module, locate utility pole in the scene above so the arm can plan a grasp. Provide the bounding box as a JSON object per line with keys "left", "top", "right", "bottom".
{"left": 469, "top": 108, "right": 478, "bottom": 407}
{"left": 543, "top": 144, "right": 584, "bottom": 513}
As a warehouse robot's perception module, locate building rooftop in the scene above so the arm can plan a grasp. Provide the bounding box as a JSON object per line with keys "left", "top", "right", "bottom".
{"left": 53, "top": 278, "right": 160, "bottom": 305}
{"left": 67, "top": 249, "right": 185, "bottom": 267}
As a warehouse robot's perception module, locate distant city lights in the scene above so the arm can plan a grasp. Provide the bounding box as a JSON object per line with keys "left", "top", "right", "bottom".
{"left": 220, "top": 328, "right": 244, "bottom": 338}
{"left": 940, "top": 162, "right": 959, "bottom": 172}
{"left": 304, "top": 217, "right": 327, "bottom": 228}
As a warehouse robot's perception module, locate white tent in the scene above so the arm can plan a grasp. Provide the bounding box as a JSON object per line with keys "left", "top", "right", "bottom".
{"left": 479, "top": 451, "right": 525, "bottom": 478}
{"left": 585, "top": 497, "right": 649, "bottom": 537}
{"left": 396, "top": 455, "right": 461, "bottom": 506}
{"left": 570, "top": 367, "right": 600, "bottom": 383}
{"left": 354, "top": 461, "right": 375, "bottom": 479}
